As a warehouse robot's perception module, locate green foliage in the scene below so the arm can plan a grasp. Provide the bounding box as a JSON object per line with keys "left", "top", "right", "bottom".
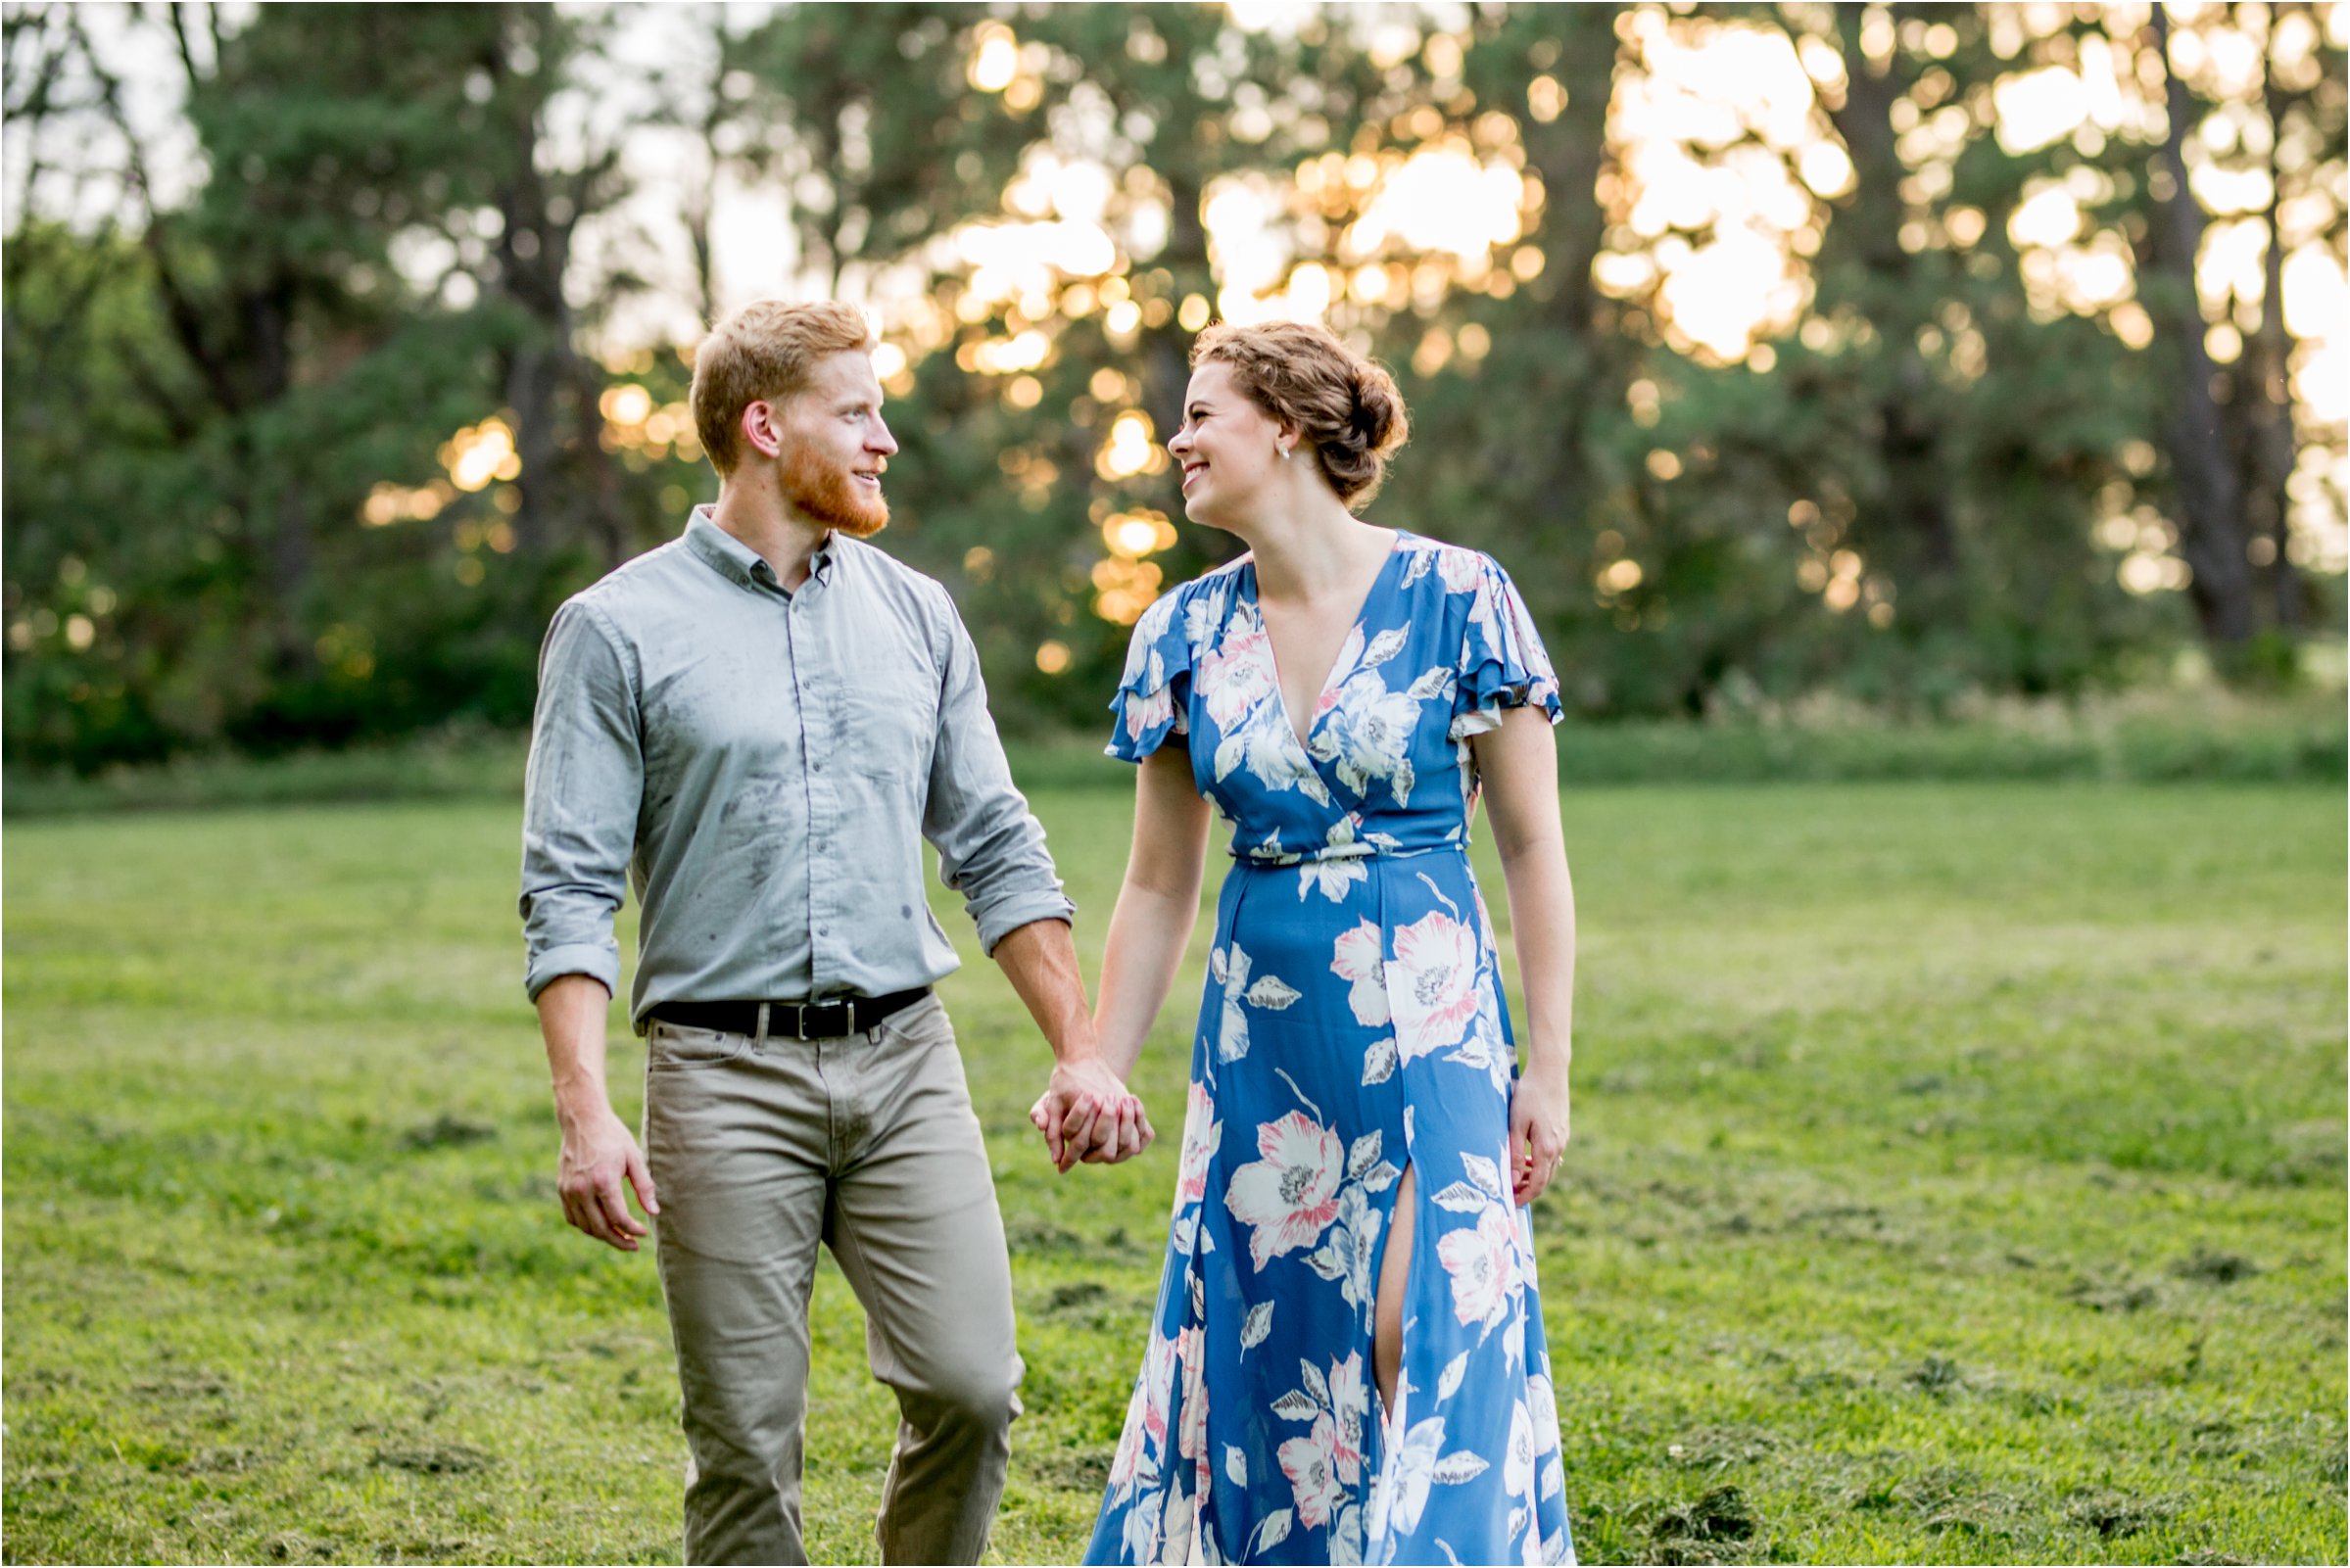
{"left": 4, "top": 4, "right": 2343, "bottom": 770}
{"left": 5, "top": 784, "right": 2343, "bottom": 1561}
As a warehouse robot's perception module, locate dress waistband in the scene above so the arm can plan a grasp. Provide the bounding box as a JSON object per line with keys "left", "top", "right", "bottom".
{"left": 1227, "top": 839, "right": 1467, "bottom": 867}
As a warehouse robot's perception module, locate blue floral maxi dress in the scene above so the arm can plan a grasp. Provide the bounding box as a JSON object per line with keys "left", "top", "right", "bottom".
{"left": 1084, "top": 534, "right": 1575, "bottom": 1567}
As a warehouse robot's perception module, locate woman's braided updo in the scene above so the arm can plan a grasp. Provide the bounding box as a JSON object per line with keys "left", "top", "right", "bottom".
{"left": 1190, "top": 320, "right": 1410, "bottom": 511}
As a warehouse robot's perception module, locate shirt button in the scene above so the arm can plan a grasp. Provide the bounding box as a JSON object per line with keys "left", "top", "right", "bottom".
{"left": 816, "top": 926, "right": 830, "bottom": 937}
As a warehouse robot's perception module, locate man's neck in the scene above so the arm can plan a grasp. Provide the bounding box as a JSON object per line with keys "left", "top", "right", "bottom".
{"left": 710, "top": 481, "right": 831, "bottom": 592}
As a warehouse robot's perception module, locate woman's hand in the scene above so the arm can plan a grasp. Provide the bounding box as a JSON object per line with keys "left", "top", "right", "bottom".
{"left": 1031, "top": 1056, "right": 1154, "bottom": 1173}
{"left": 1508, "top": 1059, "right": 1571, "bottom": 1207}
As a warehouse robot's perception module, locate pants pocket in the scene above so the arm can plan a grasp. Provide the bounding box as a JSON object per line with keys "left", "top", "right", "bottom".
{"left": 647, "top": 1020, "right": 754, "bottom": 1070}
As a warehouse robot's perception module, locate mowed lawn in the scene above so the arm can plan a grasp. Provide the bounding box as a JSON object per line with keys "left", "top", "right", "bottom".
{"left": 4, "top": 782, "right": 2343, "bottom": 1565}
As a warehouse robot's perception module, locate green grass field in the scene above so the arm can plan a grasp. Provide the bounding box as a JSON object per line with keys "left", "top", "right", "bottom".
{"left": 5, "top": 783, "right": 2344, "bottom": 1564}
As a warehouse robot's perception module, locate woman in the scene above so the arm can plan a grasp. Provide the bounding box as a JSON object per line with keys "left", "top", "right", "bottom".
{"left": 1057, "top": 321, "right": 1577, "bottom": 1566}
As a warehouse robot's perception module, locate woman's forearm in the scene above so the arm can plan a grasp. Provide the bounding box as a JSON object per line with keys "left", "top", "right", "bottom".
{"left": 1094, "top": 876, "right": 1201, "bottom": 1081}
{"left": 1473, "top": 706, "right": 1576, "bottom": 1084}
{"left": 1500, "top": 837, "right": 1576, "bottom": 1078}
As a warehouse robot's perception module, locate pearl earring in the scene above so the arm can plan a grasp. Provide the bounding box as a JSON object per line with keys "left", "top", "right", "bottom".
{"left": 1278, "top": 444, "right": 1292, "bottom": 461}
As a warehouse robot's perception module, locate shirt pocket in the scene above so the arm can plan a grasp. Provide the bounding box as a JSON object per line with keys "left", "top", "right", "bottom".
{"left": 839, "top": 655, "right": 939, "bottom": 783}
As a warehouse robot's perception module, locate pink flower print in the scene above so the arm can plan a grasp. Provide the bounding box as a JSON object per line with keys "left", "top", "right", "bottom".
{"left": 1437, "top": 544, "right": 1483, "bottom": 595}
{"left": 1389, "top": 910, "right": 1480, "bottom": 1062}
{"left": 1175, "top": 1081, "right": 1223, "bottom": 1208}
{"left": 1277, "top": 1412, "right": 1344, "bottom": 1529}
{"left": 1436, "top": 1204, "right": 1518, "bottom": 1331}
{"left": 1197, "top": 608, "right": 1277, "bottom": 732}
{"left": 1223, "top": 1111, "right": 1345, "bottom": 1269}
{"left": 1110, "top": 1329, "right": 1175, "bottom": 1489}
{"left": 1177, "top": 1326, "right": 1209, "bottom": 1463}
{"left": 1330, "top": 919, "right": 1391, "bottom": 1027}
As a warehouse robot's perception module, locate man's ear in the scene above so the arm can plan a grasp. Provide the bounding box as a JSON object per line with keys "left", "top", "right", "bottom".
{"left": 739, "top": 400, "right": 784, "bottom": 461}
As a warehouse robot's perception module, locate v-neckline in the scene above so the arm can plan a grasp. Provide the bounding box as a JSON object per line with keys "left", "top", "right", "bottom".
{"left": 1248, "top": 530, "right": 1410, "bottom": 753}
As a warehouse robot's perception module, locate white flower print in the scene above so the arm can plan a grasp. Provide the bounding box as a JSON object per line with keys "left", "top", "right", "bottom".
{"left": 1454, "top": 555, "right": 1562, "bottom": 744}
{"left": 1305, "top": 1178, "right": 1385, "bottom": 1324}
{"left": 1299, "top": 815, "right": 1371, "bottom": 902}
{"left": 1505, "top": 1397, "right": 1536, "bottom": 1504}
{"left": 1436, "top": 1203, "right": 1519, "bottom": 1333}
{"left": 1326, "top": 1350, "right": 1369, "bottom": 1488}
{"left": 1525, "top": 1372, "right": 1560, "bottom": 1457}
{"left": 1378, "top": 1414, "right": 1444, "bottom": 1540}
{"left": 1389, "top": 909, "right": 1481, "bottom": 1063}
{"left": 1224, "top": 1111, "right": 1345, "bottom": 1269}
{"left": 1180, "top": 575, "right": 1230, "bottom": 653}
{"left": 1313, "top": 670, "right": 1423, "bottom": 805}
{"left": 1211, "top": 943, "right": 1300, "bottom": 1063}
{"left": 1174, "top": 1080, "right": 1222, "bottom": 1210}
{"left": 1216, "top": 698, "right": 1332, "bottom": 806}
{"left": 1442, "top": 972, "right": 1515, "bottom": 1095}
{"left": 1300, "top": 856, "right": 1368, "bottom": 902}
{"left": 1330, "top": 919, "right": 1392, "bottom": 1027}
{"left": 1123, "top": 651, "right": 1176, "bottom": 743}
{"left": 1119, "top": 590, "right": 1180, "bottom": 686}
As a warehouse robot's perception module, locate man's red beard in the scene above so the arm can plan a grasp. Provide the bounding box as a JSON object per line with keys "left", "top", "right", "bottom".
{"left": 777, "top": 434, "right": 888, "bottom": 538}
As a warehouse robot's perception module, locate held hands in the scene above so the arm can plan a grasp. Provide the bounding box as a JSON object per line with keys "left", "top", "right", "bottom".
{"left": 1030, "top": 1055, "right": 1155, "bottom": 1174}
{"left": 1509, "top": 1062, "right": 1571, "bottom": 1208}
{"left": 557, "top": 1102, "right": 660, "bottom": 1250}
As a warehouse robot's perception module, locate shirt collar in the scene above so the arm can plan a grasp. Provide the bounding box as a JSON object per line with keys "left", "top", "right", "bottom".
{"left": 684, "top": 505, "right": 836, "bottom": 592}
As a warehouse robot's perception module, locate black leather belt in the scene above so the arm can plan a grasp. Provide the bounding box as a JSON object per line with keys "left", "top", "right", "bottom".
{"left": 652, "top": 987, "right": 930, "bottom": 1041}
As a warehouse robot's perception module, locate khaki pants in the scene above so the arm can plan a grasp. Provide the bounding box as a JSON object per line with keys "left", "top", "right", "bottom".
{"left": 643, "top": 994, "right": 1022, "bottom": 1565}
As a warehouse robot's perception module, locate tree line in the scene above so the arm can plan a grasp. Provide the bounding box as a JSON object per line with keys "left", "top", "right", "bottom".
{"left": 3, "top": 2, "right": 2342, "bottom": 772}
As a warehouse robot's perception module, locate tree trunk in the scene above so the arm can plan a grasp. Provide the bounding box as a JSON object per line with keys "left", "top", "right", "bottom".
{"left": 488, "top": 13, "right": 631, "bottom": 571}
{"left": 1137, "top": 164, "right": 1209, "bottom": 451}
{"left": 2150, "top": 5, "right": 2258, "bottom": 646}
{"left": 1478, "top": 2, "right": 1619, "bottom": 597}
{"left": 1826, "top": 4, "right": 1962, "bottom": 585}
{"left": 2251, "top": 12, "right": 2307, "bottom": 629}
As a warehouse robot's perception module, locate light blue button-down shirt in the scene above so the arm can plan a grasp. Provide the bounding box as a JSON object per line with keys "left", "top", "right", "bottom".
{"left": 520, "top": 507, "right": 1074, "bottom": 1031}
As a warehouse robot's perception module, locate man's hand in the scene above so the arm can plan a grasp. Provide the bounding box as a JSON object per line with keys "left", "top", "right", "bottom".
{"left": 1029, "top": 1056, "right": 1154, "bottom": 1174}
{"left": 557, "top": 1102, "right": 660, "bottom": 1250}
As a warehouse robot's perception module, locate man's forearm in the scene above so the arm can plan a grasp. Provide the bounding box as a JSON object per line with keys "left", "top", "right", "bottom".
{"left": 990, "top": 917, "right": 1102, "bottom": 1063}
{"left": 538, "top": 974, "right": 618, "bottom": 1121}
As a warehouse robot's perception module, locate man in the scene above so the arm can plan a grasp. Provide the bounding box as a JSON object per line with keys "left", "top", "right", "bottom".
{"left": 520, "top": 299, "right": 1151, "bottom": 1565}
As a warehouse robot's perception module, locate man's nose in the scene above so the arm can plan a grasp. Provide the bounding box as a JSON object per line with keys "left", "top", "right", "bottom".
{"left": 871, "top": 418, "right": 899, "bottom": 456}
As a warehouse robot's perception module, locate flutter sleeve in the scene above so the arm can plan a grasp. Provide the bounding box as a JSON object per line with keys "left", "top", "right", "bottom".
{"left": 1105, "top": 584, "right": 1193, "bottom": 762}
{"left": 1451, "top": 552, "right": 1565, "bottom": 741}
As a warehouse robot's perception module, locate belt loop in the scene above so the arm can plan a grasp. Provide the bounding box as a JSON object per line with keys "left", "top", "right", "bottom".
{"left": 754, "top": 1002, "right": 771, "bottom": 1049}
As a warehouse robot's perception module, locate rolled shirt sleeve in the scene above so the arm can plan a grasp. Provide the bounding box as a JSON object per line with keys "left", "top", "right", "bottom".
{"left": 519, "top": 599, "right": 643, "bottom": 1002}
{"left": 922, "top": 595, "right": 1075, "bottom": 954}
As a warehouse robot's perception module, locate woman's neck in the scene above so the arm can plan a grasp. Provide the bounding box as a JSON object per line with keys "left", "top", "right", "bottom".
{"left": 1237, "top": 499, "right": 1395, "bottom": 603}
